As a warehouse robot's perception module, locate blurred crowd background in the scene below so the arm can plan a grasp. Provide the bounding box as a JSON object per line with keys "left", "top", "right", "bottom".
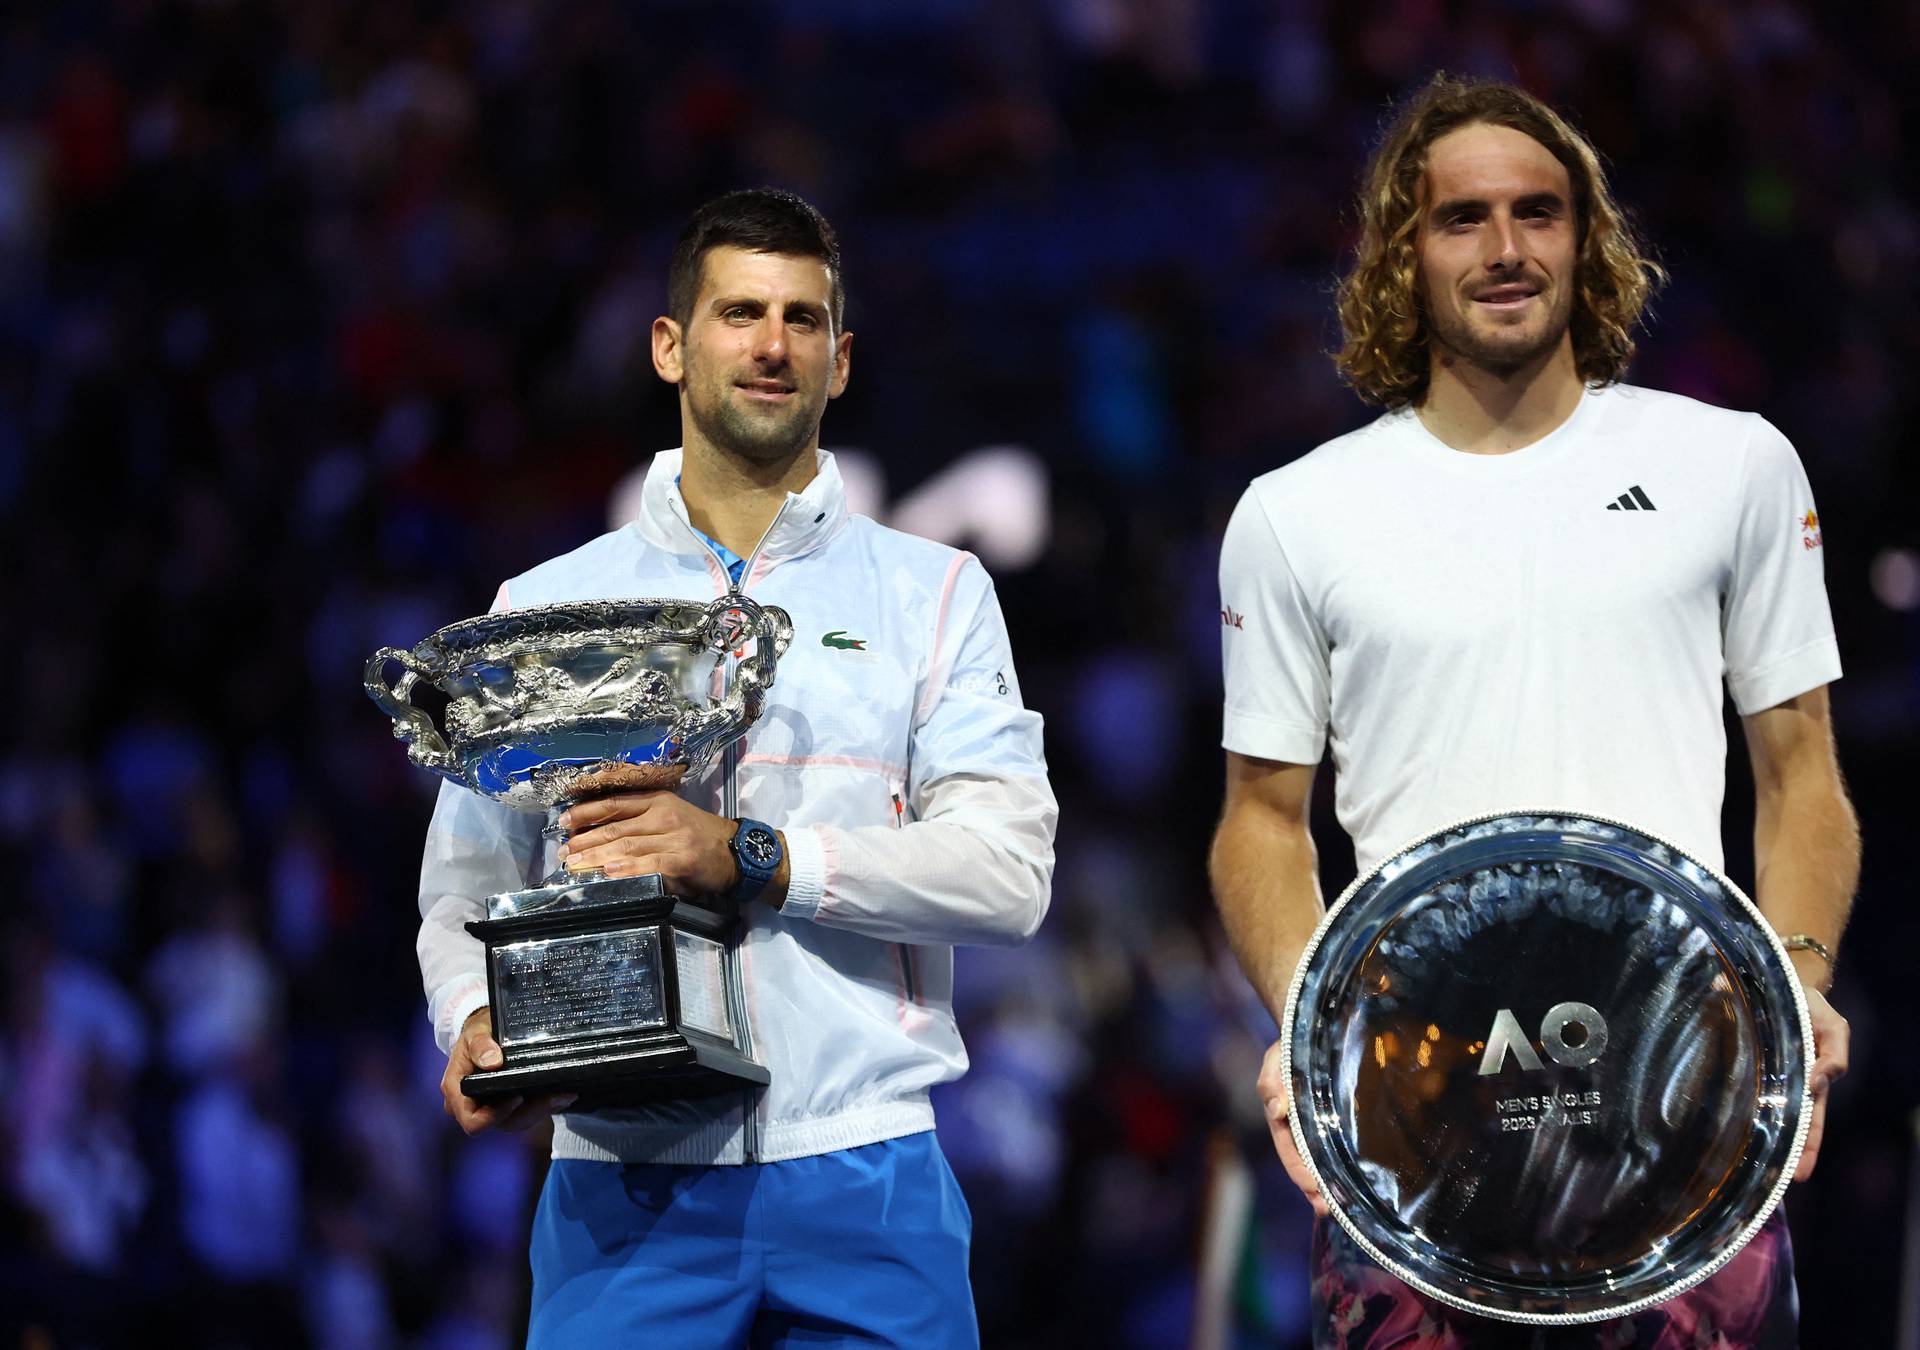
{"left": 2, "top": 1, "right": 1915, "bottom": 1346}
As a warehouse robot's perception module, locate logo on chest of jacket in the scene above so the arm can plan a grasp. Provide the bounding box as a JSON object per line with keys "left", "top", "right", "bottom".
{"left": 1220, "top": 606, "right": 1245, "bottom": 630}
{"left": 821, "top": 630, "right": 869, "bottom": 651}
{"left": 1800, "top": 509, "right": 1823, "bottom": 550}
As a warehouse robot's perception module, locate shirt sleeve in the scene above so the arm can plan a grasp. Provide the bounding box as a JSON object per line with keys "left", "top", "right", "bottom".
{"left": 1219, "top": 484, "right": 1331, "bottom": 764}
{"left": 784, "top": 556, "right": 1057, "bottom": 946}
{"left": 1722, "top": 417, "right": 1842, "bottom": 715}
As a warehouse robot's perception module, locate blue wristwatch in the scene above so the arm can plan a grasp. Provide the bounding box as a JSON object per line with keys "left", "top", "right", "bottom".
{"left": 728, "top": 817, "right": 784, "bottom": 903}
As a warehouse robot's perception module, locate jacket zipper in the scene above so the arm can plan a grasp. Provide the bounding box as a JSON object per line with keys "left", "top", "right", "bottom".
{"left": 681, "top": 495, "right": 792, "bottom": 1164}
{"left": 889, "top": 786, "right": 916, "bottom": 1006}
{"left": 898, "top": 945, "right": 918, "bottom": 1006}
{"left": 694, "top": 497, "right": 794, "bottom": 601}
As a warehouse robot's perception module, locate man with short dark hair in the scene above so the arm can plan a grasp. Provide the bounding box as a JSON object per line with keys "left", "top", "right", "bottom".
{"left": 417, "top": 187, "right": 1056, "bottom": 1346}
{"left": 1211, "top": 78, "right": 1855, "bottom": 1346}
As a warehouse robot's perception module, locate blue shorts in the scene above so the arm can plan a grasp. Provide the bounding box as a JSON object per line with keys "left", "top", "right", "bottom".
{"left": 528, "top": 1131, "right": 977, "bottom": 1348}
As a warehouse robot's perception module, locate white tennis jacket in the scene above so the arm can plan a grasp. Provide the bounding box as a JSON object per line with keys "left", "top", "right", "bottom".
{"left": 415, "top": 449, "right": 1057, "bottom": 1164}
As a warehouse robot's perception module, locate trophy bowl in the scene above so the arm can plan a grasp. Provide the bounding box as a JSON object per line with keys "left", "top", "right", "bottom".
{"left": 365, "top": 593, "right": 793, "bottom": 1109}
{"left": 1283, "top": 810, "right": 1811, "bottom": 1325}
{"left": 365, "top": 595, "right": 793, "bottom": 811}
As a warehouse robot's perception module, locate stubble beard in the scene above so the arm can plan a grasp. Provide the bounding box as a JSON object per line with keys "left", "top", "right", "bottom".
{"left": 688, "top": 371, "right": 826, "bottom": 469}
{"left": 1428, "top": 284, "right": 1575, "bottom": 378}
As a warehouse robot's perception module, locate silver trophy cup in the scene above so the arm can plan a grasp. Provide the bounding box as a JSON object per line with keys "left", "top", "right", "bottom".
{"left": 366, "top": 593, "right": 793, "bottom": 1108}
{"left": 1283, "top": 810, "right": 1811, "bottom": 1324}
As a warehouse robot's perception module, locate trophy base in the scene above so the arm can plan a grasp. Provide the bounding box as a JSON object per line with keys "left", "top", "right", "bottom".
{"left": 461, "top": 1031, "right": 768, "bottom": 1112}
{"left": 464, "top": 871, "right": 767, "bottom": 1112}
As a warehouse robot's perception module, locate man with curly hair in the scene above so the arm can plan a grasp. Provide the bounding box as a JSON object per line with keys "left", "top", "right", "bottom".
{"left": 1210, "top": 76, "right": 1854, "bottom": 1347}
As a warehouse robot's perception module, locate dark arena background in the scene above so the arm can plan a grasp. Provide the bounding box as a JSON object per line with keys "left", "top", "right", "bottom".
{"left": 2, "top": 3, "right": 1915, "bottom": 1347}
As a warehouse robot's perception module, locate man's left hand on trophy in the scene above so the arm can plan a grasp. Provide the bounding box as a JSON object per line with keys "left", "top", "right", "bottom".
{"left": 441, "top": 1006, "right": 576, "bottom": 1133}
{"left": 557, "top": 793, "right": 791, "bottom": 904}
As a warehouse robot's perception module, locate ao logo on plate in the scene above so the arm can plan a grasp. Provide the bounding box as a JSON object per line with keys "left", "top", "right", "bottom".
{"left": 1476, "top": 1002, "right": 1609, "bottom": 1075}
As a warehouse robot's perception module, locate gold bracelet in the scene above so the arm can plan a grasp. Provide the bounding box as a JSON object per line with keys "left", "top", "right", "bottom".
{"left": 1780, "top": 933, "right": 1835, "bottom": 966}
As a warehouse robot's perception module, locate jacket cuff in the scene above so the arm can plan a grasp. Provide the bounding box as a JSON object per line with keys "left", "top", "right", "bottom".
{"left": 433, "top": 976, "right": 492, "bottom": 1056}
{"left": 780, "top": 824, "right": 828, "bottom": 922}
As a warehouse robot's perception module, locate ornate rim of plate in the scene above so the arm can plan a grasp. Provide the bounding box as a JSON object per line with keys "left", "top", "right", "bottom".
{"left": 1280, "top": 808, "right": 1813, "bottom": 1325}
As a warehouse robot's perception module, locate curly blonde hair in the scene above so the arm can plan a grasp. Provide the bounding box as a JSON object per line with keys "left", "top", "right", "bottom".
{"left": 1335, "top": 75, "right": 1665, "bottom": 408}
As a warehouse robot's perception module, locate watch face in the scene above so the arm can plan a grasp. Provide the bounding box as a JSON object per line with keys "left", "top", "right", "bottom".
{"left": 740, "top": 826, "right": 779, "bottom": 867}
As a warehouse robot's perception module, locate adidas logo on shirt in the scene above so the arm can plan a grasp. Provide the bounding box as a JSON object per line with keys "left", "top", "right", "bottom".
{"left": 1605, "top": 486, "right": 1657, "bottom": 511}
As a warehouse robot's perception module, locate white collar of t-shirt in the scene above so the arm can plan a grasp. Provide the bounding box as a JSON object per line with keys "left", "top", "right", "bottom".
{"left": 1389, "top": 383, "right": 1604, "bottom": 477}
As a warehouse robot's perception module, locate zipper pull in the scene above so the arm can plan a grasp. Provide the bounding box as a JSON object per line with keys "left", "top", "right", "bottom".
{"left": 891, "top": 793, "right": 905, "bottom": 828}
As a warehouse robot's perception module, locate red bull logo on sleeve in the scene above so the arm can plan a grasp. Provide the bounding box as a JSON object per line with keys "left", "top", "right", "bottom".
{"left": 1801, "top": 509, "right": 1823, "bottom": 551}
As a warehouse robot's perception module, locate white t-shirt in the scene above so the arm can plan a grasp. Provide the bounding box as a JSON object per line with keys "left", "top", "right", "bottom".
{"left": 1219, "top": 383, "right": 1841, "bottom": 874}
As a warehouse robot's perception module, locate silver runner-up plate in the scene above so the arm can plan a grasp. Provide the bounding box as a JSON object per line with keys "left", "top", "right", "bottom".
{"left": 1282, "top": 810, "right": 1812, "bottom": 1324}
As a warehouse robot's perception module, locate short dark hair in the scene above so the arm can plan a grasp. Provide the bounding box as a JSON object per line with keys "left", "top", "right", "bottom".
{"left": 666, "top": 188, "right": 845, "bottom": 333}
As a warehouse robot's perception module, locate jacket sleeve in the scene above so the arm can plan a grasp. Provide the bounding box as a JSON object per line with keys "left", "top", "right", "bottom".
{"left": 416, "top": 776, "right": 544, "bottom": 1054}
{"left": 413, "top": 579, "right": 546, "bottom": 1055}
{"left": 780, "top": 556, "right": 1057, "bottom": 946}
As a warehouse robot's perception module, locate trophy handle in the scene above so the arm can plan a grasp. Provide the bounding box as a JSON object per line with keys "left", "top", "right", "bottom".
{"left": 724, "top": 595, "right": 793, "bottom": 727}
{"left": 675, "top": 595, "right": 793, "bottom": 768}
{"left": 364, "top": 646, "right": 459, "bottom": 776}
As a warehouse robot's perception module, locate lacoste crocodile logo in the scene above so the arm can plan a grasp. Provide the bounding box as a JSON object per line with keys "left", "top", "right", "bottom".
{"left": 821, "top": 630, "right": 868, "bottom": 651}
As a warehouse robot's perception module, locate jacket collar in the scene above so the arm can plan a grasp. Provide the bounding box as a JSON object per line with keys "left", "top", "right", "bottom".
{"left": 633, "top": 447, "right": 850, "bottom": 568}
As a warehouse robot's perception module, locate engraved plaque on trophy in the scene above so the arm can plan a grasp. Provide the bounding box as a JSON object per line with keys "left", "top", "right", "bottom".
{"left": 1284, "top": 810, "right": 1812, "bottom": 1324}
{"left": 366, "top": 593, "right": 792, "bottom": 1109}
